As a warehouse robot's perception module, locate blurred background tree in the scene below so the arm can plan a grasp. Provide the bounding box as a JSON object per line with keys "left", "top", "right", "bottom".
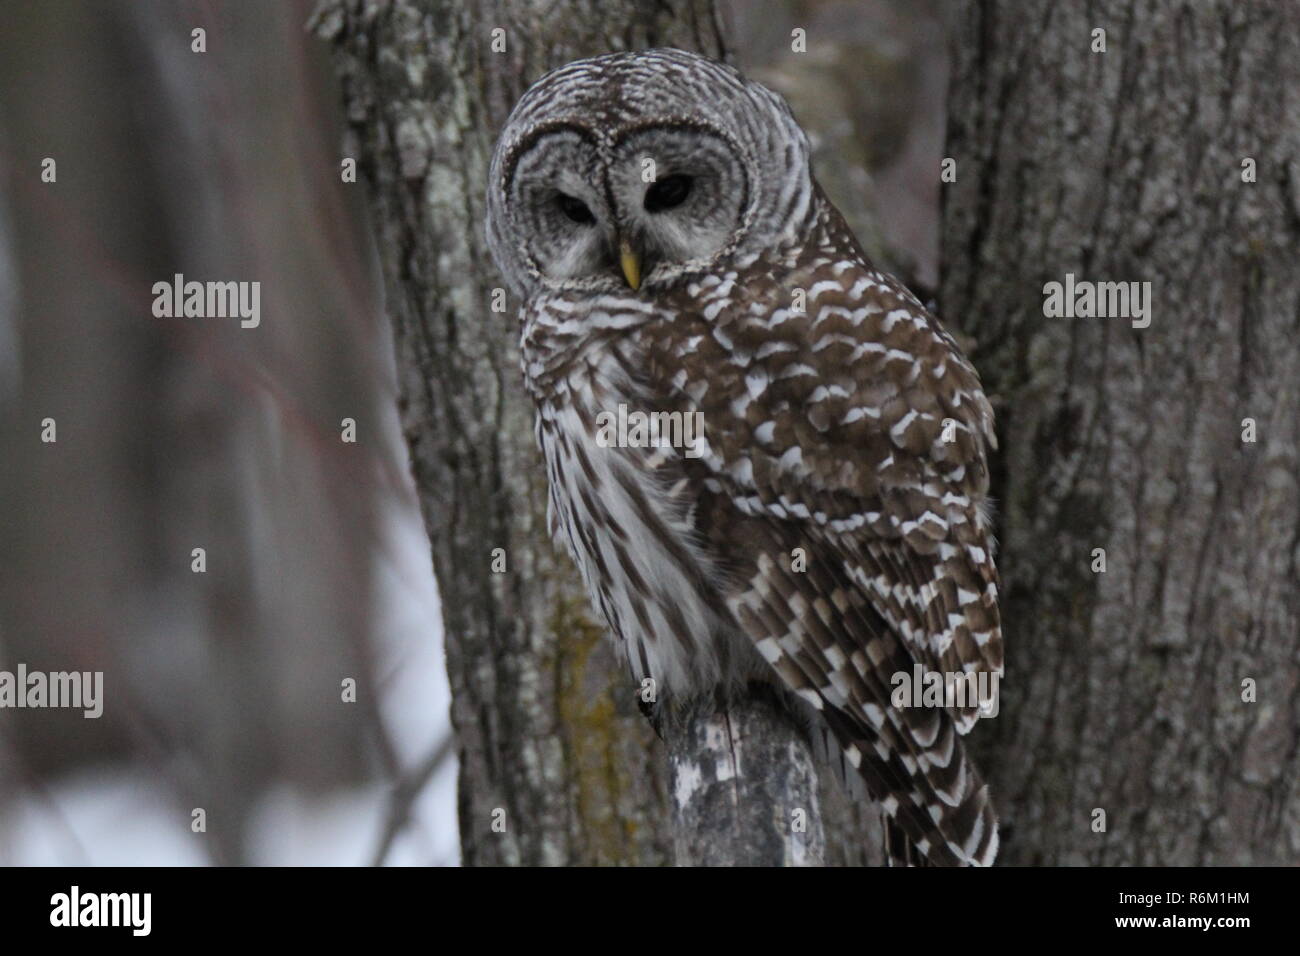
{"left": 0, "top": 0, "right": 452, "bottom": 865}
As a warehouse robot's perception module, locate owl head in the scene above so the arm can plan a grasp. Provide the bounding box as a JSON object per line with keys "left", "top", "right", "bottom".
{"left": 486, "top": 48, "right": 815, "bottom": 299}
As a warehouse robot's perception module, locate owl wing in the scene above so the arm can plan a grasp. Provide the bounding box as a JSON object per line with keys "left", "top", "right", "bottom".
{"left": 651, "top": 255, "right": 1004, "bottom": 715}
{"left": 639, "top": 219, "right": 1002, "bottom": 864}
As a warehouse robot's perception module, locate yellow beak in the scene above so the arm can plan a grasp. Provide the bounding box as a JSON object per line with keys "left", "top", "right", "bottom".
{"left": 619, "top": 240, "right": 641, "bottom": 291}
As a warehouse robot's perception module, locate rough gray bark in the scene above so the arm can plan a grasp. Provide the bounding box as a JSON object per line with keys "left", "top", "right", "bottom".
{"left": 665, "top": 690, "right": 826, "bottom": 865}
{"left": 313, "top": 0, "right": 883, "bottom": 866}
{"left": 941, "top": 0, "right": 1300, "bottom": 864}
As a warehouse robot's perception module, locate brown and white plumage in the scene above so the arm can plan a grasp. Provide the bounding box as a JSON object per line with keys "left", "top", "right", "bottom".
{"left": 488, "top": 49, "right": 1002, "bottom": 866}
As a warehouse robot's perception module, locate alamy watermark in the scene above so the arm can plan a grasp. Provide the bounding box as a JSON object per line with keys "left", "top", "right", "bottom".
{"left": 152, "top": 273, "right": 260, "bottom": 328}
{"left": 0, "top": 664, "right": 103, "bottom": 718}
{"left": 1043, "top": 273, "right": 1151, "bottom": 329}
{"left": 50, "top": 886, "right": 150, "bottom": 936}
{"left": 891, "top": 664, "right": 999, "bottom": 718}
{"left": 595, "top": 404, "right": 706, "bottom": 459}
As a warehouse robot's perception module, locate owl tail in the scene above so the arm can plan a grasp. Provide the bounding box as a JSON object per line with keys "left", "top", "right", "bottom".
{"left": 883, "top": 816, "right": 931, "bottom": 867}
{"left": 811, "top": 707, "right": 999, "bottom": 867}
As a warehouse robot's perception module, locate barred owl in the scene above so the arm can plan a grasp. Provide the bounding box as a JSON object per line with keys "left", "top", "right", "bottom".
{"left": 486, "top": 48, "right": 1002, "bottom": 866}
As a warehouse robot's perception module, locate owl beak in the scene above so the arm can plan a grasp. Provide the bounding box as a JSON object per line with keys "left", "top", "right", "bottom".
{"left": 619, "top": 240, "right": 642, "bottom": 291}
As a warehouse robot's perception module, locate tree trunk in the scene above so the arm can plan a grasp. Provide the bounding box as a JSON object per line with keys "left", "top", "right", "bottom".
{"left": 313, "top": 0, "right": 885, "bottom": 866}
{"left": 941, "top": 0, "right": 1300, "bottom": 864}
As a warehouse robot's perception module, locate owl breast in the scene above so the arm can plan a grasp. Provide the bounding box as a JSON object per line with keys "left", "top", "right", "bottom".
{"left": 524, "top": 294, "right": 761, "bottom": 698}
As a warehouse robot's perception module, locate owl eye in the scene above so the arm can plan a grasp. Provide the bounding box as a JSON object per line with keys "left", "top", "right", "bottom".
{"left": 555, "top": 192, "right": 595, "bottom": 224}
{"left": 644, "top": 174, "right": 693, "bottom": 212}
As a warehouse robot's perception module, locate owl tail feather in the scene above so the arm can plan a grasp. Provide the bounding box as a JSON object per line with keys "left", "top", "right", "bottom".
{"left": 809, "top": 709, "right": 999, "bottom": 867}
{"left": 883, "top": 816, "right": 931, "bottom": 867}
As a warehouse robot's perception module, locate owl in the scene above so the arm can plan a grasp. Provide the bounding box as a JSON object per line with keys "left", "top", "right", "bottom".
{"left": 486, "top": 48, "right": 1002, "bottom": 866}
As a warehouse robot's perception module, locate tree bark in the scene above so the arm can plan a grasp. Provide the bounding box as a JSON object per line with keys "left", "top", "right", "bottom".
{"left": 314, "top": 0, "right": 882, "bottom": 865}
{"left": 665, "top": 688, "right": 827, "bottom": 866}
{"left": 941, "top": 0, "right": 1300, "bottom": 864}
